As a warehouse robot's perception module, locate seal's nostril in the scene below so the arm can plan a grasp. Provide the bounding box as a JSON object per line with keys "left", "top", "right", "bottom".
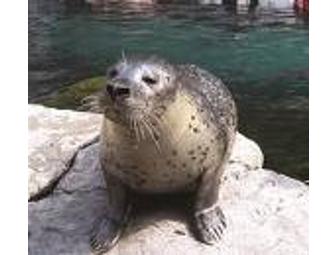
{"left": 106, "top": 85, "right": 130, "bottom": 99}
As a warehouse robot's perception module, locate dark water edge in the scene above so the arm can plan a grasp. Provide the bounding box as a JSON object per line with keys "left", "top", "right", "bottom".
{"left": 29, "top": 0, "right": 308, "bottom": 181}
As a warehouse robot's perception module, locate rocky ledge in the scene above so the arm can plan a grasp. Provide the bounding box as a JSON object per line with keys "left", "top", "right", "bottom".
{"left": 28, "top": 104, "right": 308, "bottom": 255}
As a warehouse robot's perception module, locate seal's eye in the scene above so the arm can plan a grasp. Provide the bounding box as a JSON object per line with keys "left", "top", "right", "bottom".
{"left": 108, "top": 69, "right": 118, "bottom": 78}
{"left": 142, "top": 76, "right": 156, "bottom": 85}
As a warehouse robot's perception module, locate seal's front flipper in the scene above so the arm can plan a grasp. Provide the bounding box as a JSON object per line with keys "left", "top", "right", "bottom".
{"left": 90, "top": 213, "right": 124, "bottom": 254}
{"left": 193, "top": 166, "right": 227, "bottom": 244}
{"left": 194, "top": 205, "right": 226, "bottom": 244}
{"left": 90, "top": 175, "right": 130, "bottom": 254}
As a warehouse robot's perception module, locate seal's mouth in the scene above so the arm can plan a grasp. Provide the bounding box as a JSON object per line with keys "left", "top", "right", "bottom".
{"left": 106, "top": 85, "right": 130, "bottom": 99}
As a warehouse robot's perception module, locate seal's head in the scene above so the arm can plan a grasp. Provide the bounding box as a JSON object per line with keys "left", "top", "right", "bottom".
{"left": 100, "top": 55, "right": 178, "bottom": 126}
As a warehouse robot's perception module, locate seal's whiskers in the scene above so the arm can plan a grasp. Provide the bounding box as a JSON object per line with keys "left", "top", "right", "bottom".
{"left": 143, "top": 116, "right": 162, "bottom": 153}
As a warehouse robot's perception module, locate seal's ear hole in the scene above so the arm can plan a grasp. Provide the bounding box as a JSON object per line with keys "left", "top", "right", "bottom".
{"left": 108, "top": 68, "right": 118, "bottom": 78}
{"left": 142, "top": 76, "right": 157, "bottom": 85}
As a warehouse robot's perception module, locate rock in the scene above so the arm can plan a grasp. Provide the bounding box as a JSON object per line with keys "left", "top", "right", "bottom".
{"left": 28, "top": 104, "right": 102, "bottom": 200}
{"left": 38, "top": 76, "right": 105, "bottom": 110}
{"left": 28, "top": 105, "right": 308, "bottom": 255}
{"left": 230, "top": 132, "right": 264, "bottom": 171}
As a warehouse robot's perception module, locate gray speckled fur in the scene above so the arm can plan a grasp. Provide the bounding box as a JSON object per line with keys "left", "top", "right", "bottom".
{"left": 177, "top": 64, "right": 238, "bottom": 134}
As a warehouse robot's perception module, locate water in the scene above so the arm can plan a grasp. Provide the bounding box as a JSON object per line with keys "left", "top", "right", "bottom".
{"left": 28, "top": 0, "right": 308, "bottom": 181}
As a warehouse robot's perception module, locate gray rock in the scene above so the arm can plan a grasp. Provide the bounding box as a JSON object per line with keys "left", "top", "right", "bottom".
{"left": 28, "top": 104, "right": 102, "bottom": 200}
{"left": 28, "top": 105, "right": 308, "bottom": 255}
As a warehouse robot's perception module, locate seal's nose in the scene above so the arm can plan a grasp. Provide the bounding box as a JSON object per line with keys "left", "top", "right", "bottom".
{"left": 106, "top": 84, "right": 130, "bottom": 100}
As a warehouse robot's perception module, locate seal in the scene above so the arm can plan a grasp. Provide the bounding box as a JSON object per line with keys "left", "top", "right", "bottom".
{"left": 89, "top": 55, "right": 238, "bottom": 254}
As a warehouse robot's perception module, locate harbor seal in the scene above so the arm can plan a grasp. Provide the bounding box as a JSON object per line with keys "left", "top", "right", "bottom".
{"left": 90, "top": 55, "right": 238, "bottom": 253}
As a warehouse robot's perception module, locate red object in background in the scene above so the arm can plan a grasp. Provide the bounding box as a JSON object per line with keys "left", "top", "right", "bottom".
{"left": 295, "top": 0, "right": 309, "bottom": 13}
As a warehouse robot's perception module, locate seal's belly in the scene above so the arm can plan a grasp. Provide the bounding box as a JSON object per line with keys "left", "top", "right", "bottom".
{"left": 100, "top": 92, "right": 225, "bottom": 193}
{"left": 110, "top": 144, "right": 204, "bottom": 193}
{"left": 101, "top": 133, "right": 221, "bottom": 193}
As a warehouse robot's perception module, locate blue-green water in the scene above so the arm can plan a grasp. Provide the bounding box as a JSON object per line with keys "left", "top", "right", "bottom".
{"left": 29, "top": 0, "right": 308, "bottom": 180}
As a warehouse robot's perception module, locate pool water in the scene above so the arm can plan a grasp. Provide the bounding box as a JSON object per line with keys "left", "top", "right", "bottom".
{"left": 29, "top": 0, "right": 308, "bottom": 181}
